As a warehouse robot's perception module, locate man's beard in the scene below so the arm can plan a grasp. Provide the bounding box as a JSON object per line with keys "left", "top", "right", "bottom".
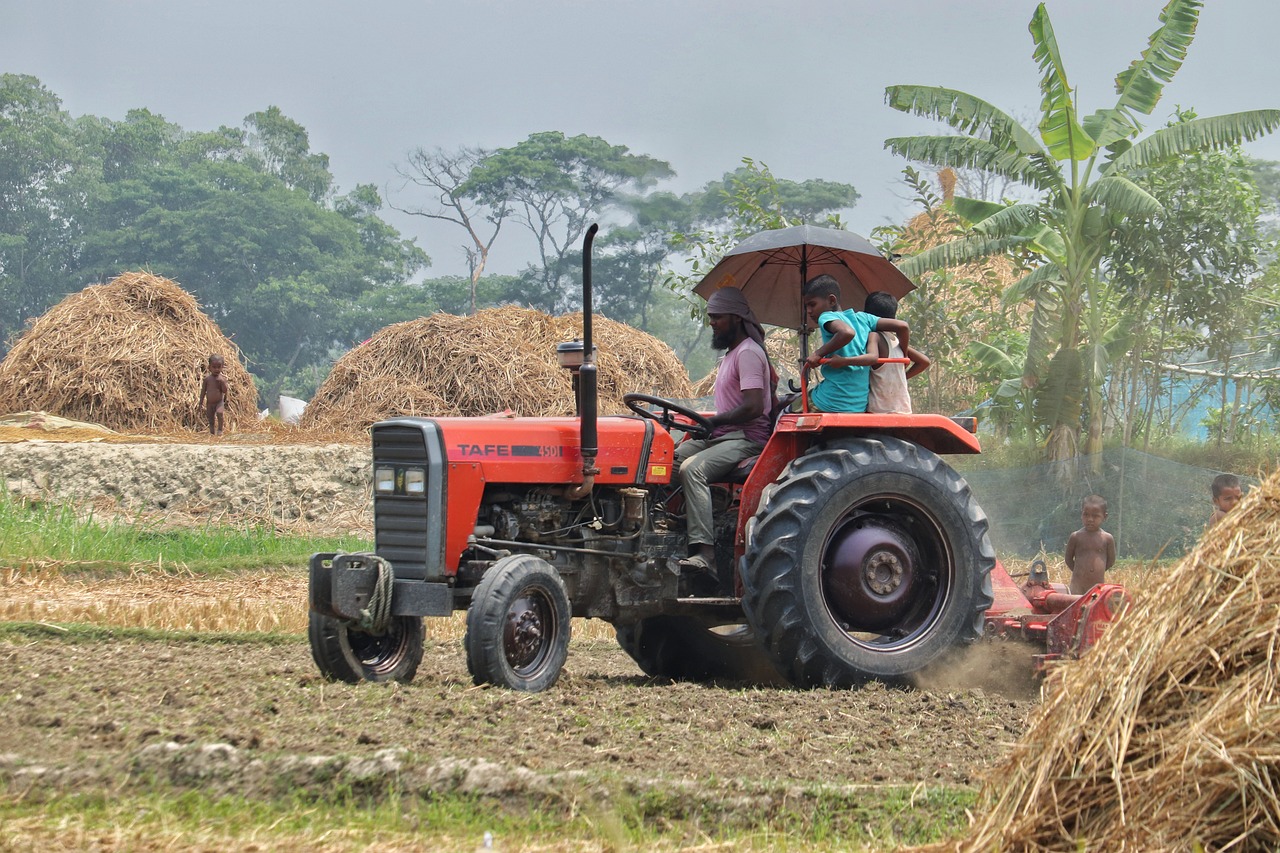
{"left": 711, "top": 327, "right": 734, "bottom": 350}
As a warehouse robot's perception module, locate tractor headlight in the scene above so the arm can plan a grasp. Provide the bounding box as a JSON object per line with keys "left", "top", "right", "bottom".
{"left": 374, "top": 465, "right": 427, "bottom": 496}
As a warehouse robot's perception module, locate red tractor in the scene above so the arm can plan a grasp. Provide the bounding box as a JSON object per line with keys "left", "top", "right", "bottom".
{"left": 308, "top": 226, "right": 1123, "bottom": 691}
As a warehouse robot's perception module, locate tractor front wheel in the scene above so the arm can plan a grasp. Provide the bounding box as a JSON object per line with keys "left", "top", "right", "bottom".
{"left": 742, "top": 436, "right": 994, "bottom": 688}
{"left": 308, "top": 612, "right": 425, "bottom": 684}
{"left": 465, "top": 554, "right": 571, "bottom": 692}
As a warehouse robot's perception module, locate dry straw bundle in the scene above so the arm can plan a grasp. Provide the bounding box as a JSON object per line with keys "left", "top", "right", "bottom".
{"left": 302, "top": 306, "right": 693, "bottom": 429}
{"left": 937, "top": 469, "right": 1280, "bottom": 851}
{"left": 0, "top": 272, "right": 257, "bottom": 434}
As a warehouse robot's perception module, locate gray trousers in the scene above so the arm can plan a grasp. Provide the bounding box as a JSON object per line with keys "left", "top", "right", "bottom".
{"left": 674, "top": 431, "right": 764, "bottom": 547}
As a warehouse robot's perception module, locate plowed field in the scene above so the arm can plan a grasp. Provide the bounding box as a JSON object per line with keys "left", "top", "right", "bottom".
{"left": 0, "top": 436, "right": 1042, "bottom": 846}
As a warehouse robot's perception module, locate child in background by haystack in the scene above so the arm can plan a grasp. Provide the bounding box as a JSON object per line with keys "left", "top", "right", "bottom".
{"left": 199, "top": 354, "right": 229, "bottom": 436}
{"left": 1208, "top": 473, "right": 1243, "bottom": 528}
{"left": 1064, "top": 494, "right": 1116, "bottom": 595}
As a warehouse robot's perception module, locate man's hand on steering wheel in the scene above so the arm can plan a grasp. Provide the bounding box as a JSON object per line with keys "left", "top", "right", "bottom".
{"left": 622, "top": 393, "right": 714, "bottom": 440}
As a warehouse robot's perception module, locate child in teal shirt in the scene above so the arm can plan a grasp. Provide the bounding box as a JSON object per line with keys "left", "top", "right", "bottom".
{"left": 801, "top": 275, "right": 910, "bottom": 413}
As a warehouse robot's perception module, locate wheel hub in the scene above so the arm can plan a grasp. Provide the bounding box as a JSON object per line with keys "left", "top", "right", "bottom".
{"left": 824, "top": 517, "right": 922, "bottom": 632}
{"left": 864, "top": 550, "right": 905, "bottom": 595}
{"left": 505, "top": 596, "right": 547, "bottom": 670}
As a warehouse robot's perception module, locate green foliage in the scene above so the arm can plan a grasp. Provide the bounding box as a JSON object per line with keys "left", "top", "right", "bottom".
{"left": 1201, "top": 400, "right": 1277, "bottom": 446}
{"left": 873, "top": 168, "right": 1031, "bottom": 420}
{"left": 390, "top": 144, "right": 513, "bottom": 315}
{"left": 689, "top": 160, "right": 860, "bottom": 224}
{"left": 663, "top": 158, "right": 857, "bottom": 308}
{"left": 0, "top": 74, "right": 84, "bottom": 346}
{"left": 3, "top": 75, "right": 870, "bottom": 403}
{"left": 1106, "top": 108, "right": 1274, "bottom": 447}
{"left": 1030, "top": 5, "right": 1095, "bottom": 162}
{"left": 461, "top": 131, "right": 675, "bottom": 313}
{"left": 1035, "top": 347, "right": 1086, "bottom": 430}
{"left": 1137, "top": 433, "right": 1280, "bottom": 474}
{"left": 884, "top": 0, "right": 1280, "bottom": 461}
{"left": 1249, "top": 157, "right": 1280, "bottom": 215}
{"left": 243, "top": 105, "right": 333, "bottom": 202}
{"left": 0, "top": 77, "right": 430, "bottom": 405}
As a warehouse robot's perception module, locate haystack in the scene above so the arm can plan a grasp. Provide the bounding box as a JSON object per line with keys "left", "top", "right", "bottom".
{"left": 931, "top": 469, "right": 1280, "bottom": 851}
{"left": 0, "top": 272, "right": 258, "bottom": 434}
{"left": 302, "top": 306, "right": 693, "bottom": 429}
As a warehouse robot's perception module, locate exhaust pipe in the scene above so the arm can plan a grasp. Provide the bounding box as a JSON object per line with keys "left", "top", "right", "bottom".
{"left": 566, "top": 224, "right": 600, "bottom": 500}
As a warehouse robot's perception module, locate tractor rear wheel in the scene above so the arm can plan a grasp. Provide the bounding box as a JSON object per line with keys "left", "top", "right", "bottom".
{"left": 308, "top": 611, "right": 425, "bottom": 684}
{"left": 741, "top": 436, "right": 994, "bottom": 688}
{"left": 464, "top": 554, "right": 571, "bottom": 692}
{"left": 615, "top": 615, "right": 788, "bottom": 686}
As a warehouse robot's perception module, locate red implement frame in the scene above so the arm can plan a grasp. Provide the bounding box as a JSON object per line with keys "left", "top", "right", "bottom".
{"left": 983, "top": 560, "right": 1132, "bottom": 674}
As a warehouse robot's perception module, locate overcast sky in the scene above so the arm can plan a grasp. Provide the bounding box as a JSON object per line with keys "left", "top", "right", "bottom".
{"left": 5, "top": 0, "right": 1279, "bottom": 278}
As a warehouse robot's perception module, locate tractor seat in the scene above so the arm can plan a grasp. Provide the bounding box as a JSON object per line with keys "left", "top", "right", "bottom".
{"left": 717, "top": 393, "right": 798, "bottom": 485}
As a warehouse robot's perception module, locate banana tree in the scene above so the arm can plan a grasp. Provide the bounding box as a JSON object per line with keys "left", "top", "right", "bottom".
{"left": 883, "top": 0, "right": 1279, "bottom": 462}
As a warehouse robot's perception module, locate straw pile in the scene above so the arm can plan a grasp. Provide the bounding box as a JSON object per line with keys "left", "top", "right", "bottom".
{"left": 0, "top": 272, "right": 258, "bottom": 433}
{"left": 934, "top": 469, "right": 1280, "bottom": 851}
{"left": 302, "top": 306, "right": 693, "bottom": 429}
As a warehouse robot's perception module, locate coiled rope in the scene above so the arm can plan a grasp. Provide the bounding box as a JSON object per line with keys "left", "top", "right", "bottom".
{"left": 356, "top": 553, "right": 395, "bottom": 634}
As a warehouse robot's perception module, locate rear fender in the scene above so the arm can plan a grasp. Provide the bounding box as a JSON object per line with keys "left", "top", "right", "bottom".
{"left": 733, "top": 413, "right": 981, "bottom": 556}
{"left": 775, "top": 412, "right": 981, "bottom": 456}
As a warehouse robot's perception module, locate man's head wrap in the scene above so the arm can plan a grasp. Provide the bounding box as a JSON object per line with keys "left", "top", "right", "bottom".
{"left": 706, "top": 287, "right": 765, "bottom": 347}
{"left": 706, "top": 287, "right": 778, "bottom": 401}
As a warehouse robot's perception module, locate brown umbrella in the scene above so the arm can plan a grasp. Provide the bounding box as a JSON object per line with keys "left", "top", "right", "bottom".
{"left": 692, "top": 225, "right": 915, "bottom": 332}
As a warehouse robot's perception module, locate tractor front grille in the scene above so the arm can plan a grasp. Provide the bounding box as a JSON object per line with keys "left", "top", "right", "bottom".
{"left": 372, "top": 419, "right": 447, "bottom": 580}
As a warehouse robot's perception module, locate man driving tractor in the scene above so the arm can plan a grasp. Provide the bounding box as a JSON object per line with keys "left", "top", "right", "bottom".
{"left": 676, "top": 288, "right": 778, "bottom": 576}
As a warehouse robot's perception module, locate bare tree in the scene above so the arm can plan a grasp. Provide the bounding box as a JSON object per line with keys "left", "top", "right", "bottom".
{"left": 390, "top": 146, "right": 507, "bottom": 314}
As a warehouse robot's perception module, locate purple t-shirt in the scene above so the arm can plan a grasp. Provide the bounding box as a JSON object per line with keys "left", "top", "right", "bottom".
{"left": 712, "top": 337, "right": 773, "bottom": 444}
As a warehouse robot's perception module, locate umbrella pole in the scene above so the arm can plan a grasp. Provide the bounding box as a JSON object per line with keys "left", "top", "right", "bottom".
{"left": 799, "top": 249, "right": 809, "bottom": 361}
{"left": 799, "top": 249, "right": 811, "bottom": 413}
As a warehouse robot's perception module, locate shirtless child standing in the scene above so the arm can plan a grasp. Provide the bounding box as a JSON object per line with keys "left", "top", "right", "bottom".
{"left": 199, "top": 354, "right": 229, "bottom": 436}
{"left": 1064, "top": 494, "right": 1116, "bottom": 595}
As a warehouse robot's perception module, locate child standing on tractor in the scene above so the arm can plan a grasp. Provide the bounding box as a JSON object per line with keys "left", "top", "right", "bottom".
{"left": 1064, "top": 494, "right": 1116, "bottom": 595}
{"left": 1208, "top": 473, "right": 1244, "bottom": 528}
{"left": 199, "top": 354, "right": 229, "bottom": 436}
{"left": 800, "top": 276, "right": 911, "bottom": 413}
{"left": 860, "top": 291, "right": 930, "bottom": 414}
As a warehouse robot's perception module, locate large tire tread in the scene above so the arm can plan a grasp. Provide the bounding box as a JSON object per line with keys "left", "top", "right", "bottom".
{"left": 742, "top": 436, "right": 995, "bottom": 688}
{"left": 615, "top": 616, "right": 786, "bottom": 686}
{"left": 464, "top": 554, "right": 571, "bottom": 692}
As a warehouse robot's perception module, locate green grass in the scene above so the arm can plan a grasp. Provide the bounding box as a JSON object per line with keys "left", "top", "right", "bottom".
{"left": 0, "top": 487, "right": 370, "bottom": 572}
{"left": 0, "top": 621, "right": 298, "bottom": 645}
{"left": 0, "top": 782, "right": 975, "bottom": 852}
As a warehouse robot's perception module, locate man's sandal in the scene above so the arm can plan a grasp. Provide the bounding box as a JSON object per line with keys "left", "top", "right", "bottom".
{"left": 677, "top": 553, "right": 713, "bottom": 573}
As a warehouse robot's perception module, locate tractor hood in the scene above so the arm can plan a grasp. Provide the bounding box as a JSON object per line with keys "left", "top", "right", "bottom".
{"left": 435, "top": 414, "right": 675, "bottom": 485}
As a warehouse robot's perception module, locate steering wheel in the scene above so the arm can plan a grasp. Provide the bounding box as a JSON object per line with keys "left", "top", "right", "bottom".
{"left": 623, "top": 393, "right": 714, "bottom": 440}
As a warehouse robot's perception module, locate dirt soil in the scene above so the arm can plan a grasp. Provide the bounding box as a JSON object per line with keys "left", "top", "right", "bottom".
{"left": 0, "top": 436, "right": 1042, "bottom": 823}
{"left": 0, "top": 432, "right": 374, "bottom": 534}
